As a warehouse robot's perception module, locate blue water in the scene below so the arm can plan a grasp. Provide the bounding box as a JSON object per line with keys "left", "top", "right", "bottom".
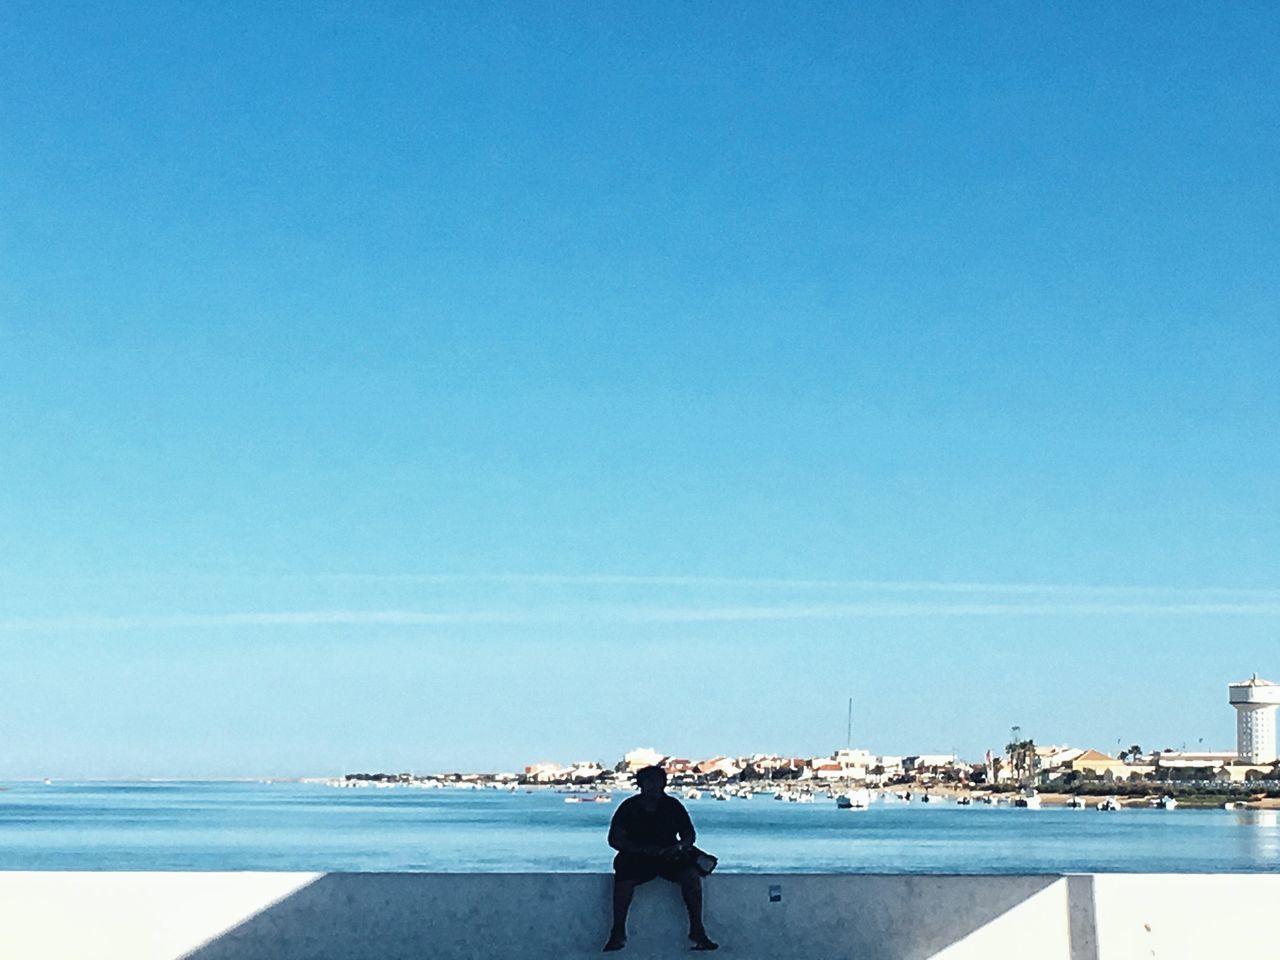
{"left": 2, "top": 782, "right": 1279, "bottom": 873}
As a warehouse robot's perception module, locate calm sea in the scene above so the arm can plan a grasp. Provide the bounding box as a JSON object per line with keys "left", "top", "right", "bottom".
{"left": 2, "top": 781, "right": 1278, "bottom": 873}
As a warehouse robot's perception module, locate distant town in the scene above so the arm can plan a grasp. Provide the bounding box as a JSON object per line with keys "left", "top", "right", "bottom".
{"left": 334, "top": 675, "right": 1280, "bottom": 808}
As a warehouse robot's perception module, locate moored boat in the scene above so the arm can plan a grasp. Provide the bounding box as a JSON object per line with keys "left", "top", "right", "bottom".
{"left": 835, "top": 788, "right": 871, "bottom": 810}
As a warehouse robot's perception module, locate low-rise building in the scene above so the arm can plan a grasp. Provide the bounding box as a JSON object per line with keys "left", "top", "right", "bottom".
{"left": 1067, "top": 750, "right": 1141, "bottom": 781}
{"left": 523, "top": 762, "right": 567, "bottom": 783}
{"left": 1150, "top": 751, "right": 1277, "bottom": 784}
{"left": 566, "top": 761, "right": 605, "bottom": 783}
{"left": 834, "top": 748, "right": 873, "bottom": 766}
{"left": 874, "top": 756, "right": 904, "bottom": 778}
{"left": 619, "top": 747, "right": 666, "bottom": 772}
{"left": 1037, "top": 746, "right": 1086, "bottom": 772}
{"left": 696, "top": 756, "right": 742, "bottom": 779}
{"left": 1154, "top": 758, "right": 1226, "bottom": 782}
{"left": 831, "top": 748, "right": 872, "bottom": 779}
{"left": 904, "top": 755, "right": 957, "bottom": 776}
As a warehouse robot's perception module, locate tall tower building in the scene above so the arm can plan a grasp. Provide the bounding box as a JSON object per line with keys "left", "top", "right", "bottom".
{"left": 1228, "top": 675, "right": 1280, "bottom": 764}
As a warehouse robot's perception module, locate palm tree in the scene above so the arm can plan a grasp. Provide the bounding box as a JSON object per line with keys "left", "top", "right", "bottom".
{"left": 1005, "top": 728, "right": 1037, "bottom": 785}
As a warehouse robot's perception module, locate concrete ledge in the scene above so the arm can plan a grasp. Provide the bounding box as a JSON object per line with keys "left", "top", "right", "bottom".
{"left": 0, "top": 872, "right": 1273, "bottom": 960}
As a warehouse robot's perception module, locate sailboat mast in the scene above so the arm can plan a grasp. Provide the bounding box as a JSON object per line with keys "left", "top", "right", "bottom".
{"left": 846, "top": 697, "right": 852, "bottom": 749}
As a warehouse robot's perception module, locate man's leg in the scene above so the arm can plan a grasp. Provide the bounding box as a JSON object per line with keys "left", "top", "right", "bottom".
{"left": 677, "top": 867, "right": 717, "bottom": 949}
{"left": 604, "top": 877, "right": 639, "bottom": 950}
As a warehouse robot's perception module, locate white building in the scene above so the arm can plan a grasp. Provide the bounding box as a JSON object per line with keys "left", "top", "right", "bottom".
{"left": 904, "top": 754, "right": 956, "bottom": 773}
{"left": 567, "top": 761, "right": 605, "bottom": 782}
{"left": 823, "top": 748, "right": 872, "bottom": 780}
{"left": 875, "top": 756, "right": 903, "bottom": 774}
{"left": 620, "top": 747, "right": 666, "bottom": 771}
{"left": 1229, "top": 675, "right": 1280, "bottom": 764}
{"left": 522, "top": 762, "right": 568, "bottom": 783}
{"left": 1036, "top": 746, "right": 1085, "bottom": 771}
{"left": 691, "top": 756, "right": 741, "bottom": 779}
{"left": 833, "top": 748, "right": 872, "bottom": 766}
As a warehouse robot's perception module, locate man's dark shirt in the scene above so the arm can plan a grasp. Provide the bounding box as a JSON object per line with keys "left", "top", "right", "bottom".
{"left": 610, "top": 794, "right": 695, "bottom": 849}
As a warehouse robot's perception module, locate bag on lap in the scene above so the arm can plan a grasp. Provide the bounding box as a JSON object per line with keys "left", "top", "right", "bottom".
{"left": 691, "top": 846, "right": 718, "bottom": 876}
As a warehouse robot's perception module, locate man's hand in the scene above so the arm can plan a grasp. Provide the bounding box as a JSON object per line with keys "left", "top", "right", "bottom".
{"left": 658, "top": 842, "right": 689, "bottom": 862}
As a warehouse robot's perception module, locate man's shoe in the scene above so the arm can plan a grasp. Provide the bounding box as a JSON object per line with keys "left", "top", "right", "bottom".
{"left": 689, "top": 933, "right": 719, "bottom": 951}
{"left": 602, "top": 935, "right": 626, "bottom": 952}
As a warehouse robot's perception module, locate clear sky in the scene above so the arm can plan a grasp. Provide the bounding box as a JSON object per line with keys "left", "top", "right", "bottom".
{"left": 2, "top": 3, "right": 1277, "bottom": 778}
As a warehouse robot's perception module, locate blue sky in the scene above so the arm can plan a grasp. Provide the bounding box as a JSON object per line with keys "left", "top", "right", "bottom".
{"left": 1, "top": 3, "right": 1277, "bottom": 778}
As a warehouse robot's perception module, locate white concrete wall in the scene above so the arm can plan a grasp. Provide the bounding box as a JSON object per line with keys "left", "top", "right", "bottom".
{"left": 0, "top": 873, "right": 320, "bottom": 960}
{"left": 0, "top": 873, "right": 1066, "bottom": 960}
{"left": 0, "top": 872, "right": 1274, "bottom": 960}
{"left": 1092, "top": 874, "right": 1280, "bottom": 960}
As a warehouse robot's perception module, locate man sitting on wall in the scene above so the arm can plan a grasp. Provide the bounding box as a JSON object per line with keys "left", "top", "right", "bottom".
{"left": 603, "top": 765, "right": 718, "bottom": 952}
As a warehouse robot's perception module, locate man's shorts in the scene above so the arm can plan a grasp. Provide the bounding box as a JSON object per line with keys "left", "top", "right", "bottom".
{"left": 612, "top": 851, "right": 691, "bottom": 883}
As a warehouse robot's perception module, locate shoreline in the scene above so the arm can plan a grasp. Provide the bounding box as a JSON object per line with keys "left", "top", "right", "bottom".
{"left": 14, "top": 778, "right": 1280, "bottom": 810}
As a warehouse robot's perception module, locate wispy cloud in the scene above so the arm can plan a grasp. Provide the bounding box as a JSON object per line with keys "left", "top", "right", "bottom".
{"left": 3, "top": 572, "right": 1277, "bottom": 633}
{"left": 622, "top": 601, "right": 1280, "bottom": 620}
{"left": 311, "top": 573, "right": 1280, "bottom": 600}
{"left": 2, "top": 599, "right": 1278, "bottom": 633}
{"left": 6, "top": 570, "right": 1280, "bottom": 597}
{"left": 0, "top": 610, "right": 540, "bottom": 632}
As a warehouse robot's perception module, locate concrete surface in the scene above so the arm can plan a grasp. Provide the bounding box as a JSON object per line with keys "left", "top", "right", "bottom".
{"left": 1091, "top": 874, "right": 1280, "bottom": 959}
{"left": 0, "top": 871, "right": 1272, "bottom": 959}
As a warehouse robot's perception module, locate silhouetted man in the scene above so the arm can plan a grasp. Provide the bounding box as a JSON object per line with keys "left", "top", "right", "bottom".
{"left": 603, "top": 765, "right": 718, "bottom": 952}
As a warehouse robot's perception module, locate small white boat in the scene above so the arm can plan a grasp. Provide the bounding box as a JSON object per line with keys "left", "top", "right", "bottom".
{"left": 836, "top": 788, "right": 871, "bottom": 810}
{"left": 1067, "top": 796, "right": 1087, "bottom": 809}
{"left": 1014, "top": 789, "right": 1041, "bottom": 810}
{"left": 956, "top": 796, "right": 972, "bottom": 806}
{"left": 1153, "top": 795, "right": 1178, "bottom": 810}
{"left": 1097, "top": 797, "right": 1121, "bottom": 812}
{"left": 683, "top": 788, "right": 702, "bottom": 801}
